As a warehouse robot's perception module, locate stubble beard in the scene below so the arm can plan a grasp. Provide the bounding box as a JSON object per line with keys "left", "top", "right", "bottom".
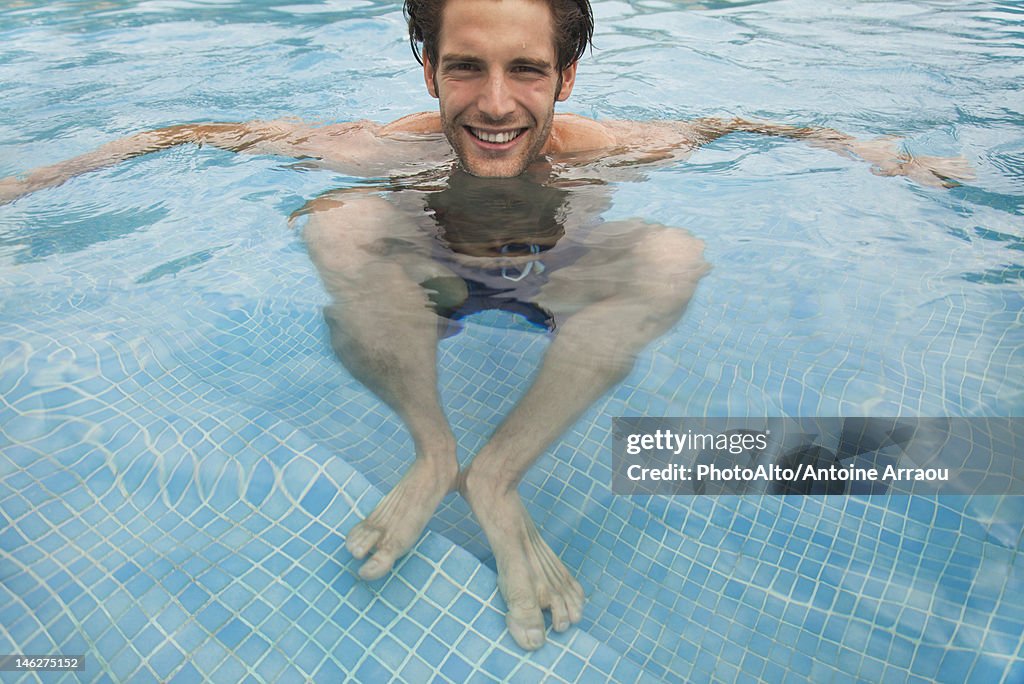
{"left": 441, "top": 106, "right": 555, "bottom": 178}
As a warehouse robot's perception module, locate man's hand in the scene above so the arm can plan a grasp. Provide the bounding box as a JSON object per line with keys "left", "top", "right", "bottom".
{"left": 845, "top": 137, "right": 975, "bottom": 188}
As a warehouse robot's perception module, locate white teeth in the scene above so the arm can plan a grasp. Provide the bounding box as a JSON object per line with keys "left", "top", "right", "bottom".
{"left": 471, "top": 128, "right": 521, "bottom": 144}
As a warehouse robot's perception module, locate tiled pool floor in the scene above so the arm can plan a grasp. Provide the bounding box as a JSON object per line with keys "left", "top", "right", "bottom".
{"left": 1, "top": 280, "right": 1022, "bottom": 682}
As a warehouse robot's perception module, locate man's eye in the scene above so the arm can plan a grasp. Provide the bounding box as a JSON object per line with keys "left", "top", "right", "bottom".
{"left": 451, "top": 63, "right": 477, "bottom": 71}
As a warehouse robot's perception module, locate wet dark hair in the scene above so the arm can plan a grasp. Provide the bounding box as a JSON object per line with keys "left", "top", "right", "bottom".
{"left": 404, "top": 0, "right": 594, "bottom": 72}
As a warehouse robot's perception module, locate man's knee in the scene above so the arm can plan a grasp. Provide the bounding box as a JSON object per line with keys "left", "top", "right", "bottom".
{"left": 633, "top": 228, "right": 711, "bottom": 304}
{"left": 642, "top": 227, "right": 708, "bottom": 267}
{"left": 303, "top": 197, "right": 437, "bottom": 279}
{"left": 303, "top": 199, "right": 383, "bottom": 248}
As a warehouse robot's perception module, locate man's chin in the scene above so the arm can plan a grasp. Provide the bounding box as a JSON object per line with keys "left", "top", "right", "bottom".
{"left": 458, "top": 159, "right": 529, "bottom": 178}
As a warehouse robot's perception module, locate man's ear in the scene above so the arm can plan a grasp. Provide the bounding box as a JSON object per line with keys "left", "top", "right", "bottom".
{"left": 556, "top": 62, "right": 577, "bottom": 102}
{"left": 424, "top": 55, "right": 439, "bottom": 99}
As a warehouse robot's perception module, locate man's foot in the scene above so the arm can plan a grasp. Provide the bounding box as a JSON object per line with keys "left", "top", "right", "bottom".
{"left": 346, "top": 455, "right": 458, "bottom": 580}
{"left": 463, "top": 478, "right": 585, "bottom": 650}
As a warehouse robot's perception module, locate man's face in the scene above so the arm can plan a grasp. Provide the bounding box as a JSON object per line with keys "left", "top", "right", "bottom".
{"left": 423, "top": 0, "right": 577, "bottom": 178}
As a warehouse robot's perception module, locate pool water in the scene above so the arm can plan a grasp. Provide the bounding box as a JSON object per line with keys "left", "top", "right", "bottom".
{"left": 1, "top": 0, "right": 1022, "bottom": 682}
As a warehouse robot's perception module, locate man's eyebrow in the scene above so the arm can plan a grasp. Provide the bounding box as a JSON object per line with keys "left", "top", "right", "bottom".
{"left": 510, "top": 57, "right": 553, "bottom": 70}
{"left": 439, "top": 54, "right": 553, "bottom": 70}
{"left": 440, "top": 53, "right": 483, "bottom": 65}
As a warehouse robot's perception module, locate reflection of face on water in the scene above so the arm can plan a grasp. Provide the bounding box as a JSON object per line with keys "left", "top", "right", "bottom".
{"left": 425, "top": 169, "right": 570, "bottom": 258}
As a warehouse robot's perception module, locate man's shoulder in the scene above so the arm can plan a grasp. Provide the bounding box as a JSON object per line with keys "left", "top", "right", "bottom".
{"left": 380, "top": 112, "right": 442, "bottom": 135}
{"left": 550, "top": 114, "right": 619, "bottom": 153}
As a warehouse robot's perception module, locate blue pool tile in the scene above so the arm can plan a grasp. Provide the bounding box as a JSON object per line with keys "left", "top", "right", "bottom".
{"left": 150, "top": 642, "right": 186, "bottom": 680}
{"left": 195, "top": 601, "right": 231, "bottom": 635}
{"left": 860, "top": 656, "right": 885, "bottom": 683}
{"left": 991, "top": 615, "right": 1024, "bottom": 636}
{"left": 332, "top": 634, "right": 363, "bottom": 671}
{"left": 300, "top": 475, "right": 335, "bottom": 515}
{"left": 472, "top": 606, "right": 505, "bottom": 635}
{"left": 328, "top": 600, "right": 358, "bottom": 628}
{"left": 913, "top": 644, "right": 944, "bottom": 680}
{"left": 169, "top": 661, "right": 202, "bottom": 683}
{"left": 433, "top": 612, "right": 468, "bottom": 645}
{"left": 109, "top": 645, "right": 143, "bottom": 681}
{"left": 466, "top": 670, "right": 501, "bottom": 684}
{"left": 418, "top": 633, "right": 449, "bottom": 668}
{"left": 396, "top": 655, "right": 431, "bottom": 682}
{"left": 130, "top": 623, "right": 163, "bottom": 655}
{"left": 441, "top": 552, "right": 476, "bottom": 585}
{"left": 212, "top": 655, "right": 247, "bottom": 681}
{"left": 263, "top": 583, "right": 297, "bottom": 614}
{"left": 149, "top": 599, "right": 187, "bottom": 635}
{"left": 441, "top": 652, "right": 473, "bottom": 681}
{"left": 610, "top": 658, "right": 646, "bottom": 682}
{"left": 366, "top": 599, "right": 399, "bottom": 628}
{"left": 787, "top": 641, "right": 814, "bottom": 676}
{"left": 346, "top": 585, "right": 375, "bottom": 612}
{"left": 388, "top": 617, "right": 422, "bottom": 646}
{"left": 300, "top": 606, "right": 329, "bottom": 635}
{"left": 395, "top": 552, "right": 432, "bottom": 585}
{"left": 49, "top": 614, "right": 76, "bottom": 644}
{"left": 481, "top": 648, "right": 519, "bottom": 679}
{"left": 937, "top": 649, "right": 975, "bottom": 682}
{"left": 349, "top": 618, "right": 381, "bottom": 649}
{"left": 310, "top": 657, "right": 344, "bottom": 683}
{"left": 451, "top": 592, "right": 483, "bottom": 623}
{"left": 126, "top": 571, "right": 157, "bottom": 598}
{"left": 295, "top": 640, "right": 328, "bottom": 676}
{"left": 280, "top": 594, "right": 307, "bottom": 621}
{"left": 236, "top": 600, "right": 271, "bottom": 630}
{"left": 355, "top": 655, "right": 391, "bottom": 682}
{"left": 451, "top": 631, "right": 487, "bottom": 665}
{"left": 970, "top": 656, "right": 1010, "bottom": 682}
{"left": 277, "top": 624, "right": 308, "bottom": 657}
{"left": 554, "top": 652, "right": 585, "bottom": 681}
{"left": 214, "top": 617, "right": 248, "bottom": 650}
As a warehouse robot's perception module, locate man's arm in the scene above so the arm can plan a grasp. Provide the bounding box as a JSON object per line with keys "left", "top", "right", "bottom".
{"left": 699, "top": 117, "right": 973, "bottom": 187}
{"left": 0, "top": 119, "right": 382, "bottom": 204}
{"left": 603, "top": 117, "right": 974, "bottom": 188}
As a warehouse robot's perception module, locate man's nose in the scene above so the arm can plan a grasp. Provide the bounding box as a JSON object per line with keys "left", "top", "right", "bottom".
{"left": 478, "top": 72, "right": 515, "bottom": 119}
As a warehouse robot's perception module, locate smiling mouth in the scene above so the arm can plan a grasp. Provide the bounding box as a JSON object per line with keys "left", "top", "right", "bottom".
{"left": 467, "top": 127, "right": 527, "bottom": 144}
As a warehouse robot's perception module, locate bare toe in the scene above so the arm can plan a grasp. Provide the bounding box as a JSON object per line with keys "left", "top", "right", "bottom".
{"left": 506, "top": 597, "right": 546, "bottom": 650}
{"left": 345, "top": 522, "right": 380, "bottom": 559}
{"left": 344, "top": 456, "right": 457, "bottom": 579}
{"left": 549, "top": 594, "right": 571, "bottom": 632}
{"left": 566, "top": 578, "right": 585, "bottom": 623}
{"left": 359, "top": 548, "right": 397, "bottom": 581}
{"left": 466, "top": 485, "right": 588, "bottom": 650}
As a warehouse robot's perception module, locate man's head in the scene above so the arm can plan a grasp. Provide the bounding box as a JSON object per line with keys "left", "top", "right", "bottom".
{"left": 404, "top": 0, "right": 594, "bottom": 177}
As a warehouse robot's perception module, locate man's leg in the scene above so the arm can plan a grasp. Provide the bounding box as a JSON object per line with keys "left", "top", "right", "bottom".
{"left": 303, "top": 194, "right": 461, "bottom": 580}
{"left": 459, "top": 221, "right": 710, "bottom": 649}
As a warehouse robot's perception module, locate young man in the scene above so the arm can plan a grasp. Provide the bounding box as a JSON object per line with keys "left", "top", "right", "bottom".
{"left": 0, "top": 0, "right": 970, "bottom": 651}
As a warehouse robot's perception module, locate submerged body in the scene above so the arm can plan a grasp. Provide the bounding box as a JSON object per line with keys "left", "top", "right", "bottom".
{"left": 301, "top": 160, "right": 710, "bottom": 649}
